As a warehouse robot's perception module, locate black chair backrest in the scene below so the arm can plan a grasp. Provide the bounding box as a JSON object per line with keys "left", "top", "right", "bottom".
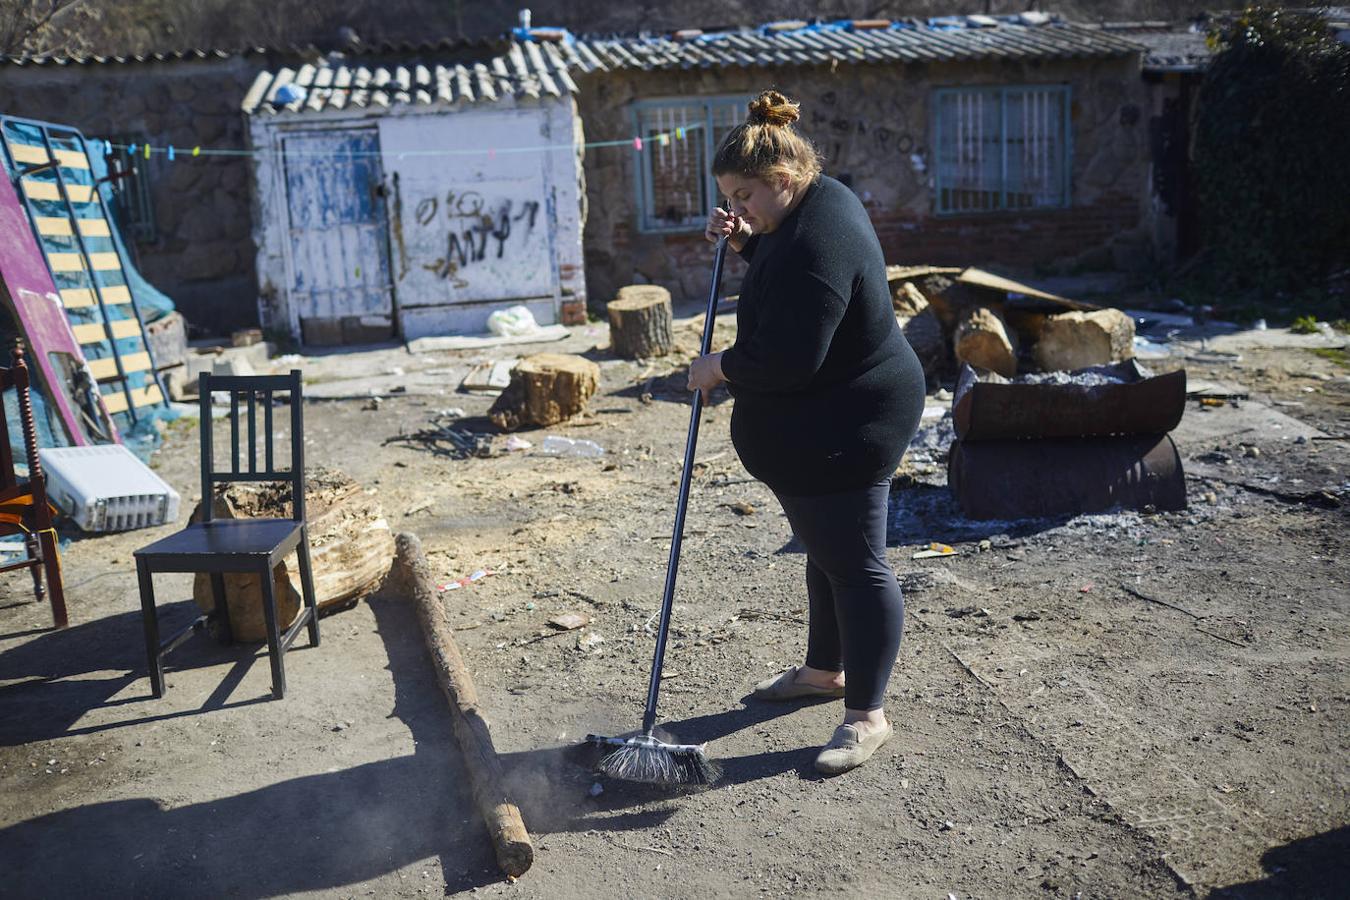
{"left": 198, "top": 369, "right": 304, "bottom": 522}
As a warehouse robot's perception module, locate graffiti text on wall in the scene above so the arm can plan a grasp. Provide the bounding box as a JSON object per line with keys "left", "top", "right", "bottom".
{"left": 415, "top": 190, "right": 541, "bottom": 285}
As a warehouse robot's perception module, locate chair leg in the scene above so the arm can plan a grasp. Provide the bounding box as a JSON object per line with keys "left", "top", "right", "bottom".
{"left": 136, "top": 559, "right": 163, "bottom": 698}
{"left": 35, "top": 530, "right": 67, "bottom": 629}
{"left": 24, "top": 533, "right": 44, "bottom": 602}
{"left": 209, "top": 572, "right": 233, "bottom": 644}
{"left": 259, "top": 563, "right": 286, "bottom": 700}
{"left": 296, "top": 528, "right": 320, "bottom": 648}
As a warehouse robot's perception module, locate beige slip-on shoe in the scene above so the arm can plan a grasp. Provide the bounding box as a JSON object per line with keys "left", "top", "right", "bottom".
{"left": 814, "top": 722, "right": 893, "bottom": 775}
{"left": 751, "top": 665, "right": 846, "bottom": 701}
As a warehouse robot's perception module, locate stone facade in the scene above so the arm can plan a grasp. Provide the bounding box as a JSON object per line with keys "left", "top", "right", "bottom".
{"left": 574, "top": 52, "right": 1154, "bottom": 308}
{"left": 0, "top": 54, "right": 290, "bottom": 336}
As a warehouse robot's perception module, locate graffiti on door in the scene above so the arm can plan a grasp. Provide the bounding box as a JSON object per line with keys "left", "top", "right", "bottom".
{"left": 415, "top": 189, "right": 542, "bottom": 284}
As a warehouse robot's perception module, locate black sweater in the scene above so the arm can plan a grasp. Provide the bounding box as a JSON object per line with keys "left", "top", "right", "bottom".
{"left": 719, "top": 176, "right": 926, "bottom": 497}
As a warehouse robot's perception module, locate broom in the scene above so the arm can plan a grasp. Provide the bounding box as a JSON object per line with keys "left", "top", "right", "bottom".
{"left": 582, "top": 231, "right": 730, "bottom": 785}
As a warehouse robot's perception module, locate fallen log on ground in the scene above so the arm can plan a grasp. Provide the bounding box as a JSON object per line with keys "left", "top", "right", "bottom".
{"left": 954, "top": 306, "right": 1020, "bottom": 377}
{"left": 388, "top": 531, "right": 534, "bottom": 878}
{"left": 191, "top": 466, "right": 393, "bottom": 640}
{"left": 1034, "top": 309, "right": 1136, "bottom": 371}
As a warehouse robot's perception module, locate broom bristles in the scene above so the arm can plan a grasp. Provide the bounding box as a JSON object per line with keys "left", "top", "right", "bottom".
{"left": 586, "top": 733, "right": 718, "bottom": 785}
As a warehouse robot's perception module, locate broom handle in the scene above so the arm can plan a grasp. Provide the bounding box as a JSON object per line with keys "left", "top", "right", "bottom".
{"left": 641, "top": 234, "right": 729, "bottom": 736}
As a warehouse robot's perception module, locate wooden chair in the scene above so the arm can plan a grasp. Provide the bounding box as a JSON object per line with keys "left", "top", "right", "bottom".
{"left": 133, "top": 370, "right": 318, "bottom": 699}
{"left": 0, "top": 342, "right": 67, "bottom": 628}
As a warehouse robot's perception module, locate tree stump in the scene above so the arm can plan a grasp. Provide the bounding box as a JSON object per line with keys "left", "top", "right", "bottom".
{"left": 1033, "top": 309, "right": 1136, "bottom": 372}
{"left": 191, "top": 466, "right": 395, "bottom": 641}
{"left": 607, "top": 285, "right": 674, "bottom": 359}
{"left": 954, "top": 306, "right": 1020, "bottom": 377}
{"left": 488, "top": 353, "right": 600, "bottom": 431}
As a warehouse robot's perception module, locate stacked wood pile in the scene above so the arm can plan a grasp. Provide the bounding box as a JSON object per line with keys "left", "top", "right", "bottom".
{"left": 885, "top": 266, "right": 1137, "bottom": 378}
{"left": 191, "top": 466, "right": 394, "bottom": 641}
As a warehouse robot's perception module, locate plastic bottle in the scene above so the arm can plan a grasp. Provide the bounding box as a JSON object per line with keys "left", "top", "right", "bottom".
{"left": 538, "top": 435, "right": 605, "bottom": 458}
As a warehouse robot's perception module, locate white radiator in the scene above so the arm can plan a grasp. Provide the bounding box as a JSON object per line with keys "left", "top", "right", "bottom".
{"left": 39, "top": 444, "right": 181, "bottom": 532}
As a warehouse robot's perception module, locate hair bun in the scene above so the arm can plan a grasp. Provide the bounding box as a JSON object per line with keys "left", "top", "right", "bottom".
{"left": 747, "top": 90, "right": 800, "bottom": 127}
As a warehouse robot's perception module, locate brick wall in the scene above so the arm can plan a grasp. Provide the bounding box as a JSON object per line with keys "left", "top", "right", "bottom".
{"left": 576, "top": 53, "right": 1153, "bottom": 309}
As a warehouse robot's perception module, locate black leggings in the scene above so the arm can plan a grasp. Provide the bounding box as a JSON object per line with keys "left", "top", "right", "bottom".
{"left": 774, "top": 479, "right": 904, "bottom": 711}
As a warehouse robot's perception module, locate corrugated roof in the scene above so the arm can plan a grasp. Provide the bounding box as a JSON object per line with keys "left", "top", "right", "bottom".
{"left": 556, "top": 16, "right": 1143, "bottom": 73}
{"left": 243, "top": 41, "right": 577, "bottom": 115}
{"left": 1091, "top": 23, "right": 1212, "bottom": 72}
{"left": 1, "top": 36, "right": 499, "bottom": 68}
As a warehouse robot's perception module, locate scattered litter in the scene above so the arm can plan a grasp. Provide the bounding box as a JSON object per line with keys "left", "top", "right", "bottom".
{"left": 538, "top": 435, "right": 605, "bottom": 458}
{"left": 460, "top": 361, "right": 515, "bottom": 394}
{"left": 589, "top": 782, "right": 604, "bottom": 797}
{"left": 438, "top": 407, "right": 467, "bottom": 418}
{"left": 547, "top": 612, "right": 591, "bottom": 631}
{"left": 488, "top": 304, "right": 543, "bottom": 337}
{"left": 1079, "top": 584, "right": 1094, "bottom": 593}
{"left": 405, "top": 499, "right": 434, "bottom": 516}
{"left": 385, "top": 411, "right": 493, "bottom": 460}
{"left": 577, "top": 632, "right": 605, "bottom": 651}
{"left": 505, "top": 436, "right": 533, "bottom": 452}
{"left": 913, "top": 542, "right": 957, "bottom": 559}
{"left": 408, "top": 324, "right": 569, "bottom": 354}
{"left": 439, "top": 569, "right": 493, "bottom": 592}
{"left": 725, "top": 500, "right": 756, "bottom": 516}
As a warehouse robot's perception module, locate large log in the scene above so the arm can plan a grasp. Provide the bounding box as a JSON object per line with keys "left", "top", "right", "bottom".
{"left": 1034, "top": 309, "right": 1136, "bottom": 372}
{"left": 954, "top": 306, "right": 1019, "bottom": 377}
{"left": 389, "top": 532, "right": 534, "bottom": 878}
{"left": 607, "top": 285, "right": 674, "bottom": 359}
{"left": 192, "top": 466, "right": 394, "bottom": 640}
{"left": 488, "top": 353, "right": 600, "bottom": 431}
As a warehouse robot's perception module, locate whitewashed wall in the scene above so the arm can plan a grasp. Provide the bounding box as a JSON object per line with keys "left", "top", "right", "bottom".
{"left": 250, "top": 95, "right": 586, "bottom": 344}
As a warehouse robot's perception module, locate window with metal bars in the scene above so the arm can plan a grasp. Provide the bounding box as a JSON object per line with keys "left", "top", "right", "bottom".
{"left": 633, "top": 96, "right": 751, "bottom": 233}
{"left": 932, "top": 86, "right": 1071, "bottom": 215}
{"left": 101, "top": 135, "right": 156, "bottom": 242}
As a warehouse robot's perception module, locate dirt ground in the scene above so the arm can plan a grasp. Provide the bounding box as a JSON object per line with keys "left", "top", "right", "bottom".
{"left": 1, "top": 306, "right": 1347, "bottom": 899}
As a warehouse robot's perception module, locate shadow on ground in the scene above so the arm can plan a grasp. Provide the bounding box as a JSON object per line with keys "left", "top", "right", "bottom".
{"left": 1209, "top": 827, "right": 1350, "bottom": 899}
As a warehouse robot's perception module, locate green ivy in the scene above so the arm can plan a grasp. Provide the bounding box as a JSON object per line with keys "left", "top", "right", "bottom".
{"left": 1193, "top": 6, "right": 1350, "bottom": 303}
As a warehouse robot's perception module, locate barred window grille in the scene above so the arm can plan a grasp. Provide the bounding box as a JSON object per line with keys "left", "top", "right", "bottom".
{"left": 634, "top": 96, "right": 750, "bottom": 232}
{"left": 933, "top": 86, "right": 1070, "bottom": 215}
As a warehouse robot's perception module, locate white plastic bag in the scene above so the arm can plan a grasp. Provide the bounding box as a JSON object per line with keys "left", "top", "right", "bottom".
{"left": 486, "top": 305, "right": 541, "bottom": 337}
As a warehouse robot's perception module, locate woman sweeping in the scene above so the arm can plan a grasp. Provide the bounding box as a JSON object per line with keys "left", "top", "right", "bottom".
{"left": 688, "top": 90, "right": 926, "bottom": 774}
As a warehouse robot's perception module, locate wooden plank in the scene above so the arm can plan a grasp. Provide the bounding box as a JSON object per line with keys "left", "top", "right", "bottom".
{"left": 73, "top": 320, "right": 140, "bottom": 343}
{"left": 21, "top": 180, "right": 94, "bottom": 203}
{"left": 34, "top": 216, "right": 73, "bottom": 236}
{"left": 77, "top": 218, "right": 111, "bottom": 237}
{"left": 48, "top": 252, "right": 84, "bottom": 272}
{"left": 60, "top": 288, "right": 96, "bottom": 309}
{"left": 101, "top": 389, "right": 129, "bottom": 414}
{"left": 86, "top": 357, "right": 119, "bottom": 380}
{"left": 60, "top": 285, "right": 132, "bottom": 309}
{"left": 89, "top": 351, "right": 152, "bottom": 380}
{"left": 100, "top": 285, "right": 131, "bottom": 305}
{"left": 132, "top": 383, "right": 163, "bottom": 407}
{"left": 88, "top": 252, "right": 121, "bottom": 271}
{"left": 9, "top": 143, "right": 49, "bottom": 165}
{"left": 71, "top": 323, "right": 107, "bottom": 343}
{"left": 54, "top": 148, "right": 89, "bottom": 170}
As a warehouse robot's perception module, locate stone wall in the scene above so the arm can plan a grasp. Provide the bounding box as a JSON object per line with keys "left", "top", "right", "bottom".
{"left": 574, "top": 52, "right": 1154, "bottom": 308}
{"left": 0, "top": 56, "right": 283, "bottom": 336}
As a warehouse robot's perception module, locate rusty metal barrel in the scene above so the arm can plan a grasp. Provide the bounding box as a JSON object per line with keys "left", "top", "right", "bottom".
{"left": 946, "top": 361, "right": 1188, "bottom": 520}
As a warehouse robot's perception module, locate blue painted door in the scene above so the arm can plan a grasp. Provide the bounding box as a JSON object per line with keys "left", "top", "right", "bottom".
{"left": 282, "top": 129, "right": 393, "bottom": 333}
